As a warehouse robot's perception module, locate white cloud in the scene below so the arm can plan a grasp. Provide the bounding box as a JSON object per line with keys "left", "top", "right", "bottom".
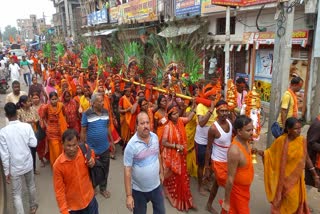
{"left": 0, "top": 0, "right": 55, "bottom": 31}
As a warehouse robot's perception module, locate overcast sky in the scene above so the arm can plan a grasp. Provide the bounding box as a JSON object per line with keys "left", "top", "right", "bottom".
{"left": 0, "top": 0, "right": 55, "bottom": 31}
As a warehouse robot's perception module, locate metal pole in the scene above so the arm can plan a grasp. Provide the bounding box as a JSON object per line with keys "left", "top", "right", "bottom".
{"left": 266, "top": 1, "right": 295, "bottom": 148}
{"left": 224, "top": 6, "right": 230, "bottom": 98}
{"left": 64, "top": 0, "right": 70, "bottom": 36}
{"left": 69, "top": 2, "right": 75, "bottom": 38}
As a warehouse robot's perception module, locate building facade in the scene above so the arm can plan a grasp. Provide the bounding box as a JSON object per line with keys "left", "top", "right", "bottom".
{"left": 76, "top": 0, "right": 318, "bottom": 120}
{"left": 17, "top": 15, "right": 50, "bottom": 41}
{"left": 51, "top": 0, "right": 82, "bottom": 38}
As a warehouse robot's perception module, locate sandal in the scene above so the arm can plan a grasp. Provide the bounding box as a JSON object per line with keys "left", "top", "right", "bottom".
{"left": 100, "top": 190, "right": 111, "bottom": 199}
{"left": 30, "top": 204, "right": 38, "bottom": 214}
{"left": 110, "top": 154, "right": 116, "bottom": 160}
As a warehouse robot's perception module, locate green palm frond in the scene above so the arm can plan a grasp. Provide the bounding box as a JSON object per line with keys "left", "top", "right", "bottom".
{"left": 123, "top": 41, "right": 144, "bottom": 66}
{"left": 55, "top": 43, "right": 65, "bottom": 61}
{"left": 43, "top": 43, "right": 51, "bottom": 59}
{"left": 81, "top": 45, "right": 101, "bottom": 68}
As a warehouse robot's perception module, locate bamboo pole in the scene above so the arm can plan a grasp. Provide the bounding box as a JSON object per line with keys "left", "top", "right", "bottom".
{"left": 122, "top": 78, "right": 193, "bottom": 100}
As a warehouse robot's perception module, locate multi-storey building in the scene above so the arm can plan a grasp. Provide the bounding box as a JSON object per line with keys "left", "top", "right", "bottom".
{"left": 17, "top": 15, "right": 50, "bottom": 41}
{"left": 51, "top": 0, "right": 82, "bottom": 38}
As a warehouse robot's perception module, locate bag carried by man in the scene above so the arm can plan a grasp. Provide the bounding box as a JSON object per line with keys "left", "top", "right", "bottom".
{"left": 271, "top": 94, "right": 291, "bottom": 139}
{"left": 79, "top": 143, "right": 106, "bottom": 187}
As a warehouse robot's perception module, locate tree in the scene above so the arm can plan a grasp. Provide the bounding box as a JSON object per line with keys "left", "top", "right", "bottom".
{"left": 2, "top": 25, "right": 18, "bottom": 43}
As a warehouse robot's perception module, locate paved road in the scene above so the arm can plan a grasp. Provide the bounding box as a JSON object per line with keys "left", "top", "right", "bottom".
{"left": 1, "top": 83, "right": 319, "bottom": 214}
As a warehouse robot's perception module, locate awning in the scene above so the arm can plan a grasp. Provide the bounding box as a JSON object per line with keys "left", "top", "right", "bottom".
{"left": 82, "top": 28, "right": 118, "bottom": 37}
{"left": 158, "top": 24, "right": 200, "bottom": 38}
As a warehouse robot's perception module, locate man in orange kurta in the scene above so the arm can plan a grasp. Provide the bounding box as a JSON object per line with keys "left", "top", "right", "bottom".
{"left": 53, "top": 129, "right": 98, "bottom": 214}
{"left": 223, "top": 115, "right": 254, "bottom": 214}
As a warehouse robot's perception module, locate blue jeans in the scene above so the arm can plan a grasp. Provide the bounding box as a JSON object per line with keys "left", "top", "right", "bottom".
{"left": 132, "top": 185, "right": 165, "bottom": 214}
{"left": 23, "top": 72, "right": 31, "bottom": 86}
{"left": 69, "top": 197, "right": 99, "bottom": 214}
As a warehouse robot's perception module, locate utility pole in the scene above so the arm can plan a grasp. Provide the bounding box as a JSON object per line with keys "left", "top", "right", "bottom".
{"left": 68, "top": 2, "right": 75, "bottom": 38}
{"left": 266, "top": 0, "right": 295, "bottom": 148}
{"left": 64, "top": 0, "right": 71, "bottom": 36}
{"left": 224, "top": 6, "right": 230, "bottom": 97}
{"left": 309, "top": 0, "right": 320, "bottom": 120}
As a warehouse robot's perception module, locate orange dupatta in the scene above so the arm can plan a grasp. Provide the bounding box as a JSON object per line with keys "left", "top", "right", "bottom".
{"left": 47, "top": 102, "right": 68, "bottom": 137}
{"left": 122, "top": 95, "right": 133, "bottom": 127}
{"left": 287, "top": 88, "right": 298, "bottom": 118}
{"left": 264, "top": 135, "right": 309, "bottom": 214}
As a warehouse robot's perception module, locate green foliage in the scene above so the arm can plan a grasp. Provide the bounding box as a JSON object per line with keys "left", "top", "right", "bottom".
{"left": 183, "top": 48, "right": 203, "bottom": 84}
{"left": 43, "top": 43, "right": 52, "bottom": 59}
{"left": 149, "top": 34, "right": 203, "bottom": 85}
{"left": 123, "top": 41, "right": 144, "bottom": 66}
{"left": 81, "top": 45, "right": 101, "bottom": 68}
{"left": 55, "top": 43, "right": 65, "bottom": 61}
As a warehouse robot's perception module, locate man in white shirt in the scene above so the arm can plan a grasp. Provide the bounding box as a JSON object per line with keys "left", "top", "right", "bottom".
{"left": 9, "top": 58, "right": 20, "bottom": 82}
{"left": 0, "top": 102, "right": 38, "bottom": 214}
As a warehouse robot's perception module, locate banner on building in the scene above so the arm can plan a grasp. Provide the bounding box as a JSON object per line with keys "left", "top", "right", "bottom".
{"left": 211, "top": 0, "right": 276, "bottom": 7}
{"left": 115, "top": 0, "right": 157, "bottom": 24}
{"left": 109, "top": 6, "right": 119, "bottom": 23}
{"left": 201, "top": 0, "right": 226, "bottom": 14}
{"left": 87, "top": 8, "right": 109, "bottom": 25}
{"left": 242, "top": 30, "right": 309, "bottom": 47}
{"left": 175, "top": 0, "right": 201, "bottom": 17}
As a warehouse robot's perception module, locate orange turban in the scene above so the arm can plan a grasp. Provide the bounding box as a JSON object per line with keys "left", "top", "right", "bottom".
{"left": 204, "top": 88, "right": 218, "bottom": 99}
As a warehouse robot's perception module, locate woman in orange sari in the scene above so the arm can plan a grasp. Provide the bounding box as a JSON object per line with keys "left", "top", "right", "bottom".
{"left": 154, "top": 95, "right": 168, "bottom": 147}
{"left": 40, "top": 91, "right": 68, "bottom": 167}
{"left": 119, "top": 84, "right": 134, "bottom": 146}
{"left": 259, "top": 117, "right": 320, "bottom": 213}
{"left": 161, "top": 104, "right": 197, "bottom": 211}
{"left": 62, "top": 90, "right": 81, "bottom": 134}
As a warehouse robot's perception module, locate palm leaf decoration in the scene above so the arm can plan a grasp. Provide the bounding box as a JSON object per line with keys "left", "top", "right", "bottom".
{"left": 123, "top": 41, "right": 144, "bottom": 67}
{"left": 55, "top": 43, "right": 65, "bottom": 61}
{"left": 182, "top": 48, "right": 203, "bottom": 84}
{"left": 43, "top": 43, "right": 51, "bottom": 59}
{"left": 81, "top": 45, "right": 101, "bottom": 68}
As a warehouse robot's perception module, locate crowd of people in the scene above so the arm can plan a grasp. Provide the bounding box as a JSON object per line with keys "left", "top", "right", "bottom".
{"left": 0, "top": 48, "right": 319, "bottom": 214}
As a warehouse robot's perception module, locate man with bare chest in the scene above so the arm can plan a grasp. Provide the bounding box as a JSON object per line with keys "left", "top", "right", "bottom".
{"left": 204, "top": 100, "right": 233, "bottom": 214}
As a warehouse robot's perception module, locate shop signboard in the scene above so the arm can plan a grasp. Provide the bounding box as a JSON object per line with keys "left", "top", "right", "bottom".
{"left": 175, "top": 0, "right": 201, "bottom": 18}
{"left": 117, "top": 0, "right": 158, "bottom": 23}
{"left": 243, "top": 31, "right": 309, "bottom": 47}
{"left": 201, "top": 0, "right": 226, "bottom": 14}
{"left": 109, "top": 6, "right": 119, "bottom": 23}
{"left": 211, "top": 0, "right": 276, "bottom": 7}
{"left": 87, "top": 8, "right": 109, "bottom": 25}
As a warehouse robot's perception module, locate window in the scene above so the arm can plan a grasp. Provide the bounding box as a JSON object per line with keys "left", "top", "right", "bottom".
{"left": 216, "top": 17, "right": 236, "bottom": 35}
